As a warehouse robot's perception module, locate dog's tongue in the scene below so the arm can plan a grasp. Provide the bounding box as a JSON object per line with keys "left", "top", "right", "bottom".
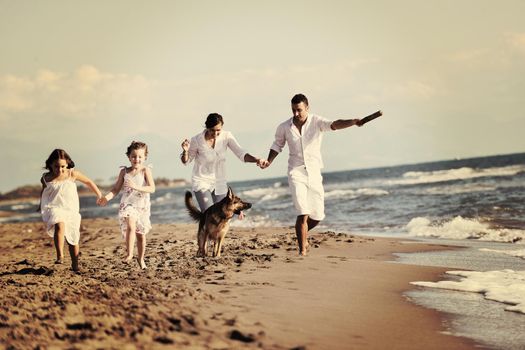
{"left": 238, "top": 211, "right": 245, "bottom": 220}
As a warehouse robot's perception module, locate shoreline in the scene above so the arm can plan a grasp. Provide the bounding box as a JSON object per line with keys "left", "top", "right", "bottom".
{"left": 0, "top": 219, "right": 481, "bottom": 349}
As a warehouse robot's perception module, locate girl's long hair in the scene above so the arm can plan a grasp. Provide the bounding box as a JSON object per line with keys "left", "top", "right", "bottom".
{"left": 44, "top": 149, "right": 75, "bottom": 170}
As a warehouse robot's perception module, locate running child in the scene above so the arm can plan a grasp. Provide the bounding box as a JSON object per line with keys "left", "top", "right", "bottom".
{"left": 98, "top": 141, "right": 155, "bottom": 269}
{"left": 39, "top": 149, "right": 103, "bottom": 272}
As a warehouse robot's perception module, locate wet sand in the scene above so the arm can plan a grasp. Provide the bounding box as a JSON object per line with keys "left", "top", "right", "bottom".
{"left": 0, "top": 219, "right": 480, "bottom": 349}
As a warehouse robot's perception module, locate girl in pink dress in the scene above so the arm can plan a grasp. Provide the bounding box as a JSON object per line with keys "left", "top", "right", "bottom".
{"left": 98, "top": 141, "right": 155, "bottom": 269}
{"left": 39, "top": 149, "right": 102, "bottom": 272}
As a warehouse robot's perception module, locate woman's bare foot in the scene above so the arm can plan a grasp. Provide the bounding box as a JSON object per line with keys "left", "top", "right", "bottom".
{"left": 124, "top": 255, "right": 133, "bottom": 263}
{"left": 55, "top": 257, "right": 64, "bottom": 264}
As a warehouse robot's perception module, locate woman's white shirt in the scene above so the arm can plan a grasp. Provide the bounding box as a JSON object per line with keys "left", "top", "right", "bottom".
{"left": 185, "top": 130, "right": 246, "bottom": 195}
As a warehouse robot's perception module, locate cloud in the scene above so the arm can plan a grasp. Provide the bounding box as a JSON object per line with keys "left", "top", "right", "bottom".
{"left": 444, "top": 48, "right": 490, "bottom": 63}
{"left": 0, "top": 65, "right": 157, "bottom": 151}
{"left": 505, "top": 32, "right": 525, "bottom": 55}
{"left": 387, "top": 80, "right": 436, "bottom": 100}
{"left": 0, "top": 65, "right": 153, "bottom": 116}
{"left": 0, "top": 75, "right": 35, "bottom": 111}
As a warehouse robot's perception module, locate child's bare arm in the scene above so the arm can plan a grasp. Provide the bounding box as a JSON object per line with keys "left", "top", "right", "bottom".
{"left": 99, "top": 169, "right": 125, "bottom": 205}
{"left": 37, "top": 176, "right": 46, "bottom": 212}
{"left": 73, "top": 170, "right": 103, "bottom": 199}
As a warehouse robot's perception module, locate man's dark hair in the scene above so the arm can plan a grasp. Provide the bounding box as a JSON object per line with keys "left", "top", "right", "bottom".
{"left": 291, "top": 94, "right": 308, "bottom": 106}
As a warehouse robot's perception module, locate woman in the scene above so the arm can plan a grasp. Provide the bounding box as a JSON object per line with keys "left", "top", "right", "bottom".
{"left": 180, "top": 113, "right": 261, "bottom": 213}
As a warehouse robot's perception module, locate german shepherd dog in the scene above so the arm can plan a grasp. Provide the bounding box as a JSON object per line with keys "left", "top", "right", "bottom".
{"left": 185, "top": 188, "right": 252, "bottom": 257}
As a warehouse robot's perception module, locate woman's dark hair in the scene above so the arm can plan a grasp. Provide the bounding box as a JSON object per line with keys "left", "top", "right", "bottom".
{"left": 205, "top": 113, "right": 224, "bottom": 129}
{"left": 44, "top": 149, "right": 75, "bottom": 170}
{"left": 126, "top": 141, "right": 149, "bottom": 157}
{"left": 291, "top": 93, "right": 309, "bottom": 106}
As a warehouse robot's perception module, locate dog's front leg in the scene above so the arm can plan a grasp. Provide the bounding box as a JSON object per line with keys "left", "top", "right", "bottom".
{"left": 214, "top": 235, "right": 224, "bottom": 257}
{"left": 212, "top": 240, "right": 219, "bottom": 257}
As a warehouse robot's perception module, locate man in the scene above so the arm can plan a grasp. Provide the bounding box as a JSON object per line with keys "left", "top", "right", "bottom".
{"left": 259, "top": 93, "right": 380, "bottom": 255}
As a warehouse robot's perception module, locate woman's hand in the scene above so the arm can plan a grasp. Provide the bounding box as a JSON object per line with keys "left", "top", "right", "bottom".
{"left": 181, "top": 139, "right": 190, "bottom": 152}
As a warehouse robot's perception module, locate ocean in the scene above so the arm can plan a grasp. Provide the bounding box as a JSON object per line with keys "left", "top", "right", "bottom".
{"left": 2, "top": 152, "right": 525, "bottom": 349}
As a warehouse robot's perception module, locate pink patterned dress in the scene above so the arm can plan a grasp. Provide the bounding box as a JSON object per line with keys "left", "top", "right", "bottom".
{"left": 118, "top": 167, "right": 152, "bottom": 238}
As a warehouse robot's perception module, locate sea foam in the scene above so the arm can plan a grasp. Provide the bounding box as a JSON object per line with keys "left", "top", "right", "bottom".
{"left": 406, "top": 216, "right": 525, "bottom": 243}
{"left": 389, "top": 164, "right": 525, "bottom": 186}
{"left": 240, "top": 186, "right": 289, "bottom": 202}
{"left": 412, "top": 270, "right": 525, "bottom": 314}
{"left": 324, "top": 188, "right": 389, "bottom": 200}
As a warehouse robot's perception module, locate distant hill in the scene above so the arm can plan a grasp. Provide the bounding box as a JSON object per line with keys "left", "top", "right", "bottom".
{"left": 0, "top": 185, "right": 42, "bottom": 201}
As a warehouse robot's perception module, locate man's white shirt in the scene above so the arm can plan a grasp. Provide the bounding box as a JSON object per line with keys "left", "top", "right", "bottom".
{"left": 271, "top": 114, "right": 333, "bottom": 173}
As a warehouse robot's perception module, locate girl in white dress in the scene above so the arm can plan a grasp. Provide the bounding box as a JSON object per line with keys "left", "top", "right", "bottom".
{"left": 39, "top": 149, "right": 102, "bottom": 272}
{"left": 98, "top": 141, "right": 155, "bottom": 269}
{"left": 180, "top": 113, "right": 263, "bottom": 213}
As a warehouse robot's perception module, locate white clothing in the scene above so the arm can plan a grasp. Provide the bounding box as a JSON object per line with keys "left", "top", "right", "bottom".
{"left": 271, "top": 114, "right": 333, "bottom": 220}
{"left": 288, "top": 166, "right": 325, "bottom": 220}
{"left": 271, "top": 114, "right": 333, "bottom": 172}
{"left": 40, "top": 170, "right": 81, "bottom": 245}
{"left": 118, "top": 167, "right": 152, "bottom": 238}
{"left": 185, "top": 130, "right": 247, "bottom": 195}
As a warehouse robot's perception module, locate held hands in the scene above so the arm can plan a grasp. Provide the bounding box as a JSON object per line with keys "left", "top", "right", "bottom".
{"left": 97, "top": 196, "right": 108, "bottom": 206}
{"left": 257, "top": 158, "right": 271, "bottom": 169}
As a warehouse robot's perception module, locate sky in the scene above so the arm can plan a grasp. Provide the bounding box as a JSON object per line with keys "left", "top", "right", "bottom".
{"left": 1, "top": 0, "right": 524, "bottom": 192}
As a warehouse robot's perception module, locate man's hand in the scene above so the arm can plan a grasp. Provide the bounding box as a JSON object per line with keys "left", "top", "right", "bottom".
{"left": 257, "top": 159, "right": 271, "bottom": 169}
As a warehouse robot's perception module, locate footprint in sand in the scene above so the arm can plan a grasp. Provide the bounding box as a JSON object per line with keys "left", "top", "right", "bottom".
{"left": 229, "top": 329, "right": 255, "bottom": 343}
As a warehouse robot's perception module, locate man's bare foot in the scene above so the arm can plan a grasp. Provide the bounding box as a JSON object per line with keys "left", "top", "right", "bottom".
{"left": 299, "top": 242, "right": 310, "bottom": 256}
{"left": 138, "top": 259, "right": 147, "bottom": 270}
{"left": 55, "top": 257, "right": 64, "bottom": 264}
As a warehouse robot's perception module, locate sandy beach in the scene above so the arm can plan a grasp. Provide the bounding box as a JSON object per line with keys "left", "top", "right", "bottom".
{"left": 0, "top": 219, "right": 481, "bottom": 349}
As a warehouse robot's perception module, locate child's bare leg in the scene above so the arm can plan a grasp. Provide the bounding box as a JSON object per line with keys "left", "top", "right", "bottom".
{"left": 136, "top": 233, "right": 147, "bottom": 269}
{"left": 53, "top": 223, "right": 65, "bottom": 263}
{"left": 125, "top": 218, "right": 137, "bottom": 261}
{"left": 68, "top": 243, "right": 80, "bottom": 272}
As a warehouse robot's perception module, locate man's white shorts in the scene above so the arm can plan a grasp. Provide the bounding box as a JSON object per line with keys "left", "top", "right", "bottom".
{"left": 288, "top": 166, "right": 325, "bottom": 221}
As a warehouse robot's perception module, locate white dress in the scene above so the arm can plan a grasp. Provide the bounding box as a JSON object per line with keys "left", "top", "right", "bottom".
{"left": 40, "top": 170, "right": 81, "bottom": 245}
{"left": 118, "top": 167, "right": 152, "bottom": 238}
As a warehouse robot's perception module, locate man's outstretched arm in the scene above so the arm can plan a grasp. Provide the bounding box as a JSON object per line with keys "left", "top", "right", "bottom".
{"left": 330, "top": 118, "right": 361, "bottom": 130}
{"left": 331, "top": 110, "right": 383, "bottom": 130}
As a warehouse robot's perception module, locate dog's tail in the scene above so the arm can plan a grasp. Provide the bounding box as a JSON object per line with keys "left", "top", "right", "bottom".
{"left": 184, "top": 191, "right": 203, "bottom": 222}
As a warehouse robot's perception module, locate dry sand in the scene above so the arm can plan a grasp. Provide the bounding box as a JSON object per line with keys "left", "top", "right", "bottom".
{"left": 0, "top": 219, "right": 481, "bottom": 349}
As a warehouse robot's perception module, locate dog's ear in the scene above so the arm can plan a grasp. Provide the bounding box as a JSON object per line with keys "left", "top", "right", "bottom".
{"left": 227, "top": 186, "right": 233, "bottom": 199}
